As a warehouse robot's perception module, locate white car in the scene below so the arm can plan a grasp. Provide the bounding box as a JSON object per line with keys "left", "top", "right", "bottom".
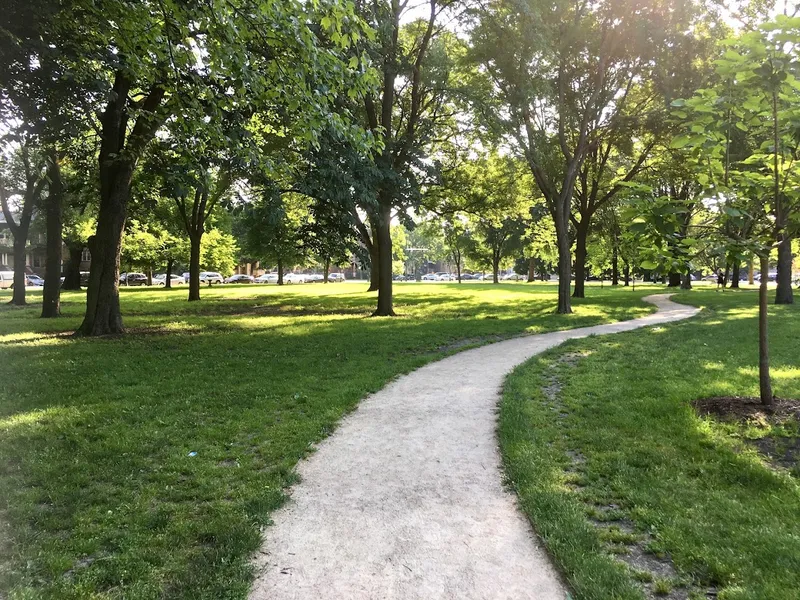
{"left": 328, "top": 273, "right": 346, "bottom": 282}
{"left": 199, "top": 271, "right": 224, "bottom": 285}
{"left": 306, "top": 273, "right": 325, "bottom": 283}
{"left": 501, "top": 272, "right": 523, "bottom": 281}
{"left": 255, "top": 273, "right": 279, "bottom": 284}
{"left": 421, "top": 273, "right": 438, "bottom": 281}
{"left": 153, "top": 274, "right": 185, "bottom": 286}
{"left": 284, "top": 273, "right": 306, "bottom": 284}
{"left": 0, "top": 271, "right": 15, "bottom": 289}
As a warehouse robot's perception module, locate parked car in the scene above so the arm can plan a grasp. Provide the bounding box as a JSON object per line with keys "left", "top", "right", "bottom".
{"left": 255, "top": 273, "right": 279, "bottom": 284}
{"left": 421, "top": 273, "right": 438, "bottom": 281}
{"left": 121, "top": 272, "right": 148, "bottom": 286}
{"left": 501, "top": 272, "right": 523, "bottom": 281}
{"left": 0, "top": 271, "right": 14, "bottom": 289}
{"left": 199, "top": 271, "right": 224, "bottom": 285}
{"left": 328, "top": 272, "right": 346, "bottom": 282}
{"left": 26, "top": 274, "right": 45, "bottom": 286}
{"left": 284, "top": 272, "right": 306, "bottom": 284}
{"left": 153, "top": 273, "right": 185, "bottom": 287}
{"left": 306, "top": 274, "right": 325, "bottom": 283}
{"left": 225, "top": 274, "right": 255, "bottom": 284}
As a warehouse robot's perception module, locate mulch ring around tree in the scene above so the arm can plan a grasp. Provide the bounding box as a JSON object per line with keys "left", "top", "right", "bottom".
{"left": 693, "top": 396, "right": 800, "bottom": 474}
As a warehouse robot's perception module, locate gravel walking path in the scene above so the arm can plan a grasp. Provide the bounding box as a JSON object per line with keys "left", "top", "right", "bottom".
{"left": 249, "top": 294, "right": 699, "bottom": 600}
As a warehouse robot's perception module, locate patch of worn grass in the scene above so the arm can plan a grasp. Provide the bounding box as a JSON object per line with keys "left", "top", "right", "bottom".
{"left": 500, "top": 287, "right": 800, "bottom": 600}
{"left": 0, "top": 282, "right": 656, "bottom": 599}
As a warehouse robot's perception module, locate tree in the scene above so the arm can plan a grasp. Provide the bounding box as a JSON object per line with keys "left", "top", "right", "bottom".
{"left": 10, "top": 0, "right": 372, "bottom": 335}
{"left": 355, "top": 0, "right": 462, "bottom": 315}
{"left": 237, "top": 187, "right": 307, "bottom": 285}
{"left": 0, "top": 141, "right": 47, "bottom": 305}
{"left": 468, "top": 0, "right": 714, "bottom": 312}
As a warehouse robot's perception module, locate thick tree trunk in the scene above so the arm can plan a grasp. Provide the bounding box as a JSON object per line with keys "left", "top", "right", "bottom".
{"left": 775, "top": 236, "right": 794, "bottom": 304}
{"left": 78, "top": 73, "right": 164, "bottom": 335}
{"left": 277, "top": 259, "right": 284, "bottom": 285}
{"left": 10, "top": 239, "right": 27, "bottom": 306}
{"left": 188, "top": 234, "right": 201, "bottom": 301}
{"left": 188, "top": 242, "right": 206, "bottom": 292}
{"left": 62, "top": 244, "right": 83, "bottom": 290}
{"left": 572, "top": 223, "right": 588, "bottom": 298}
{"left": 323, "top": 257, "right": 330, "bottom": 284}
{"left": 165, "top": 258, "right": 174, "bottom": 289}
{"left": 611, "top": 244, "right": 619, "bottom": 286}
{"left": 680, "top": 272, "right": 692, "bottom": 290}
{"left": 668, "top": 272, "right": 681, "bottom": 287}
{"left": 730, "top": 259, "right": 740, "bottom": 290}
{"left": 758, "top": 255, "right": 773, "bottom": 406}
{"left": 367, "top": 219, "right": 380, "bottom": 292}
{"left": 42, "top": 151, "right": 63, "bottom": 318}
{"left": 373, "top": 203, "right": 394, "bottom": 316}
{"left": 723, "top": 264, "right": 730, "bottom": 287}
{"left": 527, "top": 257, "right": 536, "bottom": 283}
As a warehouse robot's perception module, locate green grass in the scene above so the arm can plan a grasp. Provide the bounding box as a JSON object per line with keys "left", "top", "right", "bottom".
{"left": 500, "top": 288, "right": 800, "bottom": 600}
{"left": 0, "top": 282, "right": 656, "bottom": 599}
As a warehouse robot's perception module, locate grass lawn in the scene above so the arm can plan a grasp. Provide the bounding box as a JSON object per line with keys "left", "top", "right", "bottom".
{"left": 0, "top": 282, "right": 656, "bottom": 599}
{"left": 500, "top": 288, "right": 800, "bottom": 600}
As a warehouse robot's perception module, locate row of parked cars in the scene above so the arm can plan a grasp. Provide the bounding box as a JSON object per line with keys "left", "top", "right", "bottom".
{"left": 394, "top": 272, "right": 524, "bottom": 282}
{"left": 118, "top": 271, "right": 347, "bottom": 286}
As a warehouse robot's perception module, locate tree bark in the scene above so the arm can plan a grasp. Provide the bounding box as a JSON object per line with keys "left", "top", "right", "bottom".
{"left": 373, "top": 203, "right": 394, "bottom": 316}
{"left": 775, "top": 236, "right": 794, "bottom": 304}
{"left": 623, "top": 262, "right": 630, "bottom": 287}
{"left": 611, "top": 243, "right": 619, "bottom": 286}
{"left": 188, "top": 234, "right": 201, "bottom": 301}
{"left": 492, "top": 255, "right": 500, "bottom": 284}
{"left": 527, "top": 257, "right": 536, "bottom": 283}
{"left": 277, "top": 258, "right": 283, "bottom": 285}
{"left": 758, "top": 254, "right": 773, "bottom": 406}
{"left": 10, "top": 239, "right": 27, "bottom": 305}
{"left": 42, "top": 150, "right": 63, "bottom": 318}
{"left": 680, "top": 273, "right": 692, "bottom": 290}
{"left": 572, "top": 222, "right": 588, "bottom": 298}
{"left": 748, "top": 256, "right": 754, "bottom": 285}
{"left": 668, "top": 272, "right": 681, "bottom": 287}
{"left": 323, "top": 257, "right": 330, "bottom": 284}
{"left": 730, "top": 259, "right": 740, "bottom": 290}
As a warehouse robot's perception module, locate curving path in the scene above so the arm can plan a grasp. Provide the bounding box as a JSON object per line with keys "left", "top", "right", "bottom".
{"left": 249, "top": 294, "right": 699, "bottom": 600}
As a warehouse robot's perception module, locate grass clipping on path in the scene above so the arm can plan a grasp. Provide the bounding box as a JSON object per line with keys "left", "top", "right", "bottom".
{"left": 500, "top": 289, "right": 800, "bottom": 600}
{"left": 0, "top": 283, "right": 654, "bottom": 600}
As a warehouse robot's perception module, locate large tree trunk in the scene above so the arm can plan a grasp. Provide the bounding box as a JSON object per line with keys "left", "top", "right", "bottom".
{"left": 680, "top": 272, "right": 692, "bottom": 290}
{"left": 492, "top": 254, "right": 500, "bottom": 284}
{"left": 373, "top": 203, "right": 394, "bottom": 316}
{"left": 62, "top": 244, "right": 83, "bottom": 290}
{"left": 78, "top": 165, "right": 129, "bottom": 335}
{"left": 730, "top": 259, "right": 740, "bottom": 290}
{"left": 758, "top": 254, "right": 773, "bottom": 406}
{"left": 188, "top": 234, "right": 201, "bottom": 301}
{"left": 572, "top": 222, "right": 588, "bottom": 298}
{"left": 668, "top": 272, "right": 681, "bottom": 287}
{"left": 277, "top": 259, "right": 284, "bottom": 285}
{"left": 42, "top": 151, "right": 63, "bottom": 318}
{"left": 78, "top": 73, "right": 164, "bottom": 336}
{"left": 10, "top": 239, "right": 27, "bottom": 306}
{"left": 775, "top": 236, "right": 794, "bottom": 304}
{"left": 527, "top": 257, "right": 536, "bottom": 283}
